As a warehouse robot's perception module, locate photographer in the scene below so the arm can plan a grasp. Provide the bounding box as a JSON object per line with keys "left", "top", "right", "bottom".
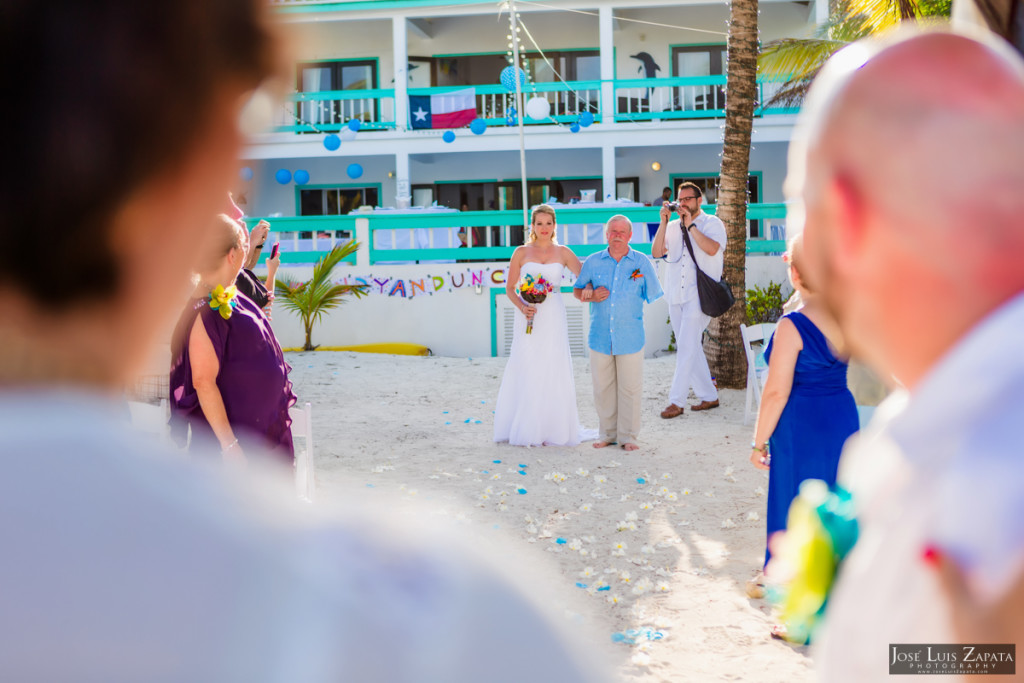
{"left": 650, "top": 181, "right": 726, "bottom": 419}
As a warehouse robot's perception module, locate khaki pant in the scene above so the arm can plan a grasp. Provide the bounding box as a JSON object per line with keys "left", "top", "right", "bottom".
{"left": 590, "top": 349, "right": 643, "bottom": 445}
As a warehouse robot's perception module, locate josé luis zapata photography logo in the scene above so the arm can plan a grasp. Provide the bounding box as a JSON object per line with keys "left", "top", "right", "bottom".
{"left": 889, "top": 644, "right": 1015, "bottom": 675}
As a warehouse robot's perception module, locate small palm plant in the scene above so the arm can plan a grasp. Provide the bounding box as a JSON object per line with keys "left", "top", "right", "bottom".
{"left": 275, "top": 241, "right": 368, "bottom": 351}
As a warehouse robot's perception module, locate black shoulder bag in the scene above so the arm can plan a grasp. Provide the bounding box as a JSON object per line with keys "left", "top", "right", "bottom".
{"left": 681, "top": 224, "right": 735, "bottom": 317}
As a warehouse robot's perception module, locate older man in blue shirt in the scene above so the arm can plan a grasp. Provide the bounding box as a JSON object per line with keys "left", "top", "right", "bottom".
{"left": 574, "top": 215, "right": 663, "bottom": 451}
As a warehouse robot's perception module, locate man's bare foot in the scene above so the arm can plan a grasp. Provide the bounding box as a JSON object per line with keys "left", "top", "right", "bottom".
{"left": 621, "top": 442, "right": 639, "bottom": 451}
{"left": 593, "top": 440, "right": 616, "bottom": 449}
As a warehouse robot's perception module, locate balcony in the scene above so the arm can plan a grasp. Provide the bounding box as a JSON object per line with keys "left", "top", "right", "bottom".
{"left": 244, "top": 204, "right": 788, "bottom": 266}
{"left": 270, "top": 77, "right": 798, "bottom": 135}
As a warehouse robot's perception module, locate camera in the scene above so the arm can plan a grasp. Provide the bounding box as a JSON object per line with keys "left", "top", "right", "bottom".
{"left": 666, "top": 202, "right": 680, "bottom": 212}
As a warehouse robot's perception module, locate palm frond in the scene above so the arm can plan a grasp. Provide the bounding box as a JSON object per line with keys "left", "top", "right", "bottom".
{"left": 758, "top": 38, "right": 849, "bottom": 82}
{"left": 272, "top": 242, "right": 367, "bottom": 350}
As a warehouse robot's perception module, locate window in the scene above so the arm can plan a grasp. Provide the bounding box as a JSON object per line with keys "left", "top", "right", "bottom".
{"left": 297, "top": 59, "right": 379, "bottom": 130}
{"left": 669, "top": 173, "right": 763, "bottom": 238}
{"left": 671, "top": 45, "right": 727, "bottom": 110}
{"left": 298, "top": 186, "right": 378, "bottom": 238}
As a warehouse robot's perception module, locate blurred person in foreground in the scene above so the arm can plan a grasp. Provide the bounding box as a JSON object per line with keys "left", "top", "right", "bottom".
{"left": 169, "top": 215, "right": 296, "bottom": 465}
{"left": 783, "top": 27, "right": 1024, "bottom": 679}
{"left": 0, "top": 2, "right": 604, "bottom": 681}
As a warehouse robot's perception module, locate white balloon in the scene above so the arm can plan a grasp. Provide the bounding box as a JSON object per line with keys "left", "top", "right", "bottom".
{"left": 340, "top": 127, "right": 358, "bottom": 142}
{"left": 525, "top": 96, "right": 551, "bottom": 121}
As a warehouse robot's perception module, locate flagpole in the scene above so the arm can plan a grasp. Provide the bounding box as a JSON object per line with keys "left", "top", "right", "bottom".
{"left": 510, "top": 0, "right": 529, "bottom": 233}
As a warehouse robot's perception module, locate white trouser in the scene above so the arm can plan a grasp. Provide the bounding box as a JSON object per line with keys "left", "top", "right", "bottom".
{"left": 668, "top": 298, "right": 717, "bottom": 405}
{"left": 590, "top": 349, "right": 643, "bottom": 445}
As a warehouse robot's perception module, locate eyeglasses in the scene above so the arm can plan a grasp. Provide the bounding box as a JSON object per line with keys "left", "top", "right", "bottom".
{"left": 677, "top": 195, "right": 699, "bottom": 201}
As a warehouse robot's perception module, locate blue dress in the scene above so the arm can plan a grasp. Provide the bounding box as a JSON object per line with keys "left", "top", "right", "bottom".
{"left": 763, "top": 311, "right": 858, "bottom": 566}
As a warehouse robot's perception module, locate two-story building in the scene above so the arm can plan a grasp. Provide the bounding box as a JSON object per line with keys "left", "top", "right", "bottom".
{"left": 241, "top": 0, "right": 817, "bottom": 356}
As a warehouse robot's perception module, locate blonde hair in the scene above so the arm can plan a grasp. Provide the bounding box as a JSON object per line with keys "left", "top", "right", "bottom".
{"left": 199, "top": 214, "right": 247, "bottom": 274}
{"left": 786, "top": 233, "right": 814, "bottom": 294}
{"left": 525, "top": 204, "right": 559, "bottom": 245}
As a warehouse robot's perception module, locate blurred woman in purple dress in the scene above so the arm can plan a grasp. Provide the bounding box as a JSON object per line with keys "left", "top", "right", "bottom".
{"left": 170, "top": 215, "right": 295, "bottom": 464}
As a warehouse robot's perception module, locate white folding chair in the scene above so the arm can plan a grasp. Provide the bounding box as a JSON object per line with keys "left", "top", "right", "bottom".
{"left": 127, "top": 399, "right": 171, "bottom": 441}
{"left": 740, "top": 323, "right": 777, "bottom": 425}
{"left": 289, "top": 401, "right": 316, "bottom": 502}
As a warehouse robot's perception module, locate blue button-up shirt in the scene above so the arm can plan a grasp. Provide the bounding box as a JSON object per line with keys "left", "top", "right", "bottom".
{"left": 574, "top": 248, "right": 663, "bottom": 355}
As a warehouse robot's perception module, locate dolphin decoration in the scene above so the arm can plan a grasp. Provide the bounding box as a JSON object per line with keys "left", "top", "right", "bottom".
{"left": 630, "top": 52, "right": 661, "bottom": 102}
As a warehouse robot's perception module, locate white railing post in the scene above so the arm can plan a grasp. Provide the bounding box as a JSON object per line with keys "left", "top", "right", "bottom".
{"left": 599, "top": 5, "right": 614, "bottom": 122}
{"left": 393, "top": 16, "right": 409, "bottom": 131}
{"left": 355, "top": 217, "right": 371, "bottom": 267}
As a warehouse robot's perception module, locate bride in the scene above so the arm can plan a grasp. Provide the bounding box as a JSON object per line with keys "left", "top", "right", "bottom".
{"left": 494, "top": 205, "right": 593, "bottom": 446}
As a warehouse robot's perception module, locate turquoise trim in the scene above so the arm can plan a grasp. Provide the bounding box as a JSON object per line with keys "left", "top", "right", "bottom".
{"left": 275, "top": 0, "right": 492, "bottom": 14}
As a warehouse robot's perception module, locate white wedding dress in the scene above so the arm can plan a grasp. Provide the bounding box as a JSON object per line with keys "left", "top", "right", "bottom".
{"left": 493, "top": 262, "right": 595, "bottom": 447}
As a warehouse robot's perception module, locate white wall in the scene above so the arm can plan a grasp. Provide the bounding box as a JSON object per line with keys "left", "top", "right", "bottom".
{"left": 277, "top": 3, "right": 811, "bottom": 87}
{"left": 240, "top": 141, "right": 789, "bottom": 217}
{"left": 261, "top": 253, "right": 786, "bottom": 357}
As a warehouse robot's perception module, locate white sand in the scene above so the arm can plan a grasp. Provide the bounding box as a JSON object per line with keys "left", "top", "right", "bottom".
{"left": 287, "top": 350, "right": 814, "bottom": 682}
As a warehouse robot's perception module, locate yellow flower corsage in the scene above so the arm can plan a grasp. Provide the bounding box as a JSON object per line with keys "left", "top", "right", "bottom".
{"left": 208, "top": 284, "right": 238, "bottom": 320}
{"left": 767, "top": 480, "right": 858, "bottom": 644}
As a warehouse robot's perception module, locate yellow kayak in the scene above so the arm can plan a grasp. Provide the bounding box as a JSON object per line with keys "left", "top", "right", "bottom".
{"left": 284, "top": 343, "right": 431, "bottom": 356}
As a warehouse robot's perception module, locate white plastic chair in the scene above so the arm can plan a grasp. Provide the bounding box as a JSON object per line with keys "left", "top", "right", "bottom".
{"left": 290, "top": 401, "right": 316, "bottom": 502}
{"left": 127, "top": 399, "right": 170, "bottom": 441}
{"left": 740, "top": 323, "right": 777, "bottom": 425}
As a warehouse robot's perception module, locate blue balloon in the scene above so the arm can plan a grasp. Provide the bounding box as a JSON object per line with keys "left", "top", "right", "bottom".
{"left": 442, "top": 130, "right": 456, "bottom": 143}
{"left": 347, "top": 119, "right": 361, "bottom": 132}
{"left": 239, "top": 166, "right": 254, "bottom": 182}
{"left": 500, "top": 66, "right": 526, "bottom": 92}
{"left": 323, "top": 134, "right": 341, "bottom": 151}
{"left": 579, "top": 111, "right": 595, "bottom": 127}
{"left": 570, "top": 123, "right": 581, "bottom": 133}
{"left": 293, "top": 169, "right": 310, "bottom": 185}
{"left": 346, "top": 163, "right": 363, "bottom": 179}
{"left": 275, "top": 169, "right": 292, "bottom": 185}
{"left": 470, "top": 118, "right": 487, "bottom": 135}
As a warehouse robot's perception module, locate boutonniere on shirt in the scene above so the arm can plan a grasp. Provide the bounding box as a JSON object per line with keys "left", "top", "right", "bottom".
{"left": 630, "top": 269, "right": 643, "bottom": 280}
{"left": 208, "top": 284, "right": 239, "bottom": 320}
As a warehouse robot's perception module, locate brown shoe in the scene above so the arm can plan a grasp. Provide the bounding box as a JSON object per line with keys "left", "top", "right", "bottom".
{"left": 660, "top": 403, "right": 684, "bottom": 419}
{"left": 690, "top": 399, "right": 720, "bottom": 411}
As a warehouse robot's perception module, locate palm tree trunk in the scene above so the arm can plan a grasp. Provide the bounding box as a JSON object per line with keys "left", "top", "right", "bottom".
{"left": 304, "top": 317, "right": 314, "bottom": 352}
{"left": 706, "top": 0, "right": 759, "bottom": 389}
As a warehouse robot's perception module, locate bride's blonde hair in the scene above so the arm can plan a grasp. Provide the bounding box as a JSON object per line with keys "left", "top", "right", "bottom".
{"left": 525, "top": 204, "right": 559, "bottom": 245}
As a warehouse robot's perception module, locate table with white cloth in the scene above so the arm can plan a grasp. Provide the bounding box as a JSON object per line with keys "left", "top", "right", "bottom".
{"left": 541, "top": 200, "right": 648, "bottom": 246}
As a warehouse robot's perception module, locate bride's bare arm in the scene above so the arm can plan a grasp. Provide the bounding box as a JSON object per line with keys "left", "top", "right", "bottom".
{"left": 561, "top": 245, "right": 583, "bottom": 277}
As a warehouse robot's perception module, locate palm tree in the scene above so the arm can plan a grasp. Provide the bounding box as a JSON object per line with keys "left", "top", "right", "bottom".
{"left": 758, "top": 0, "right": 951, "bottom": 106}
{"left": 706, "top": 0, "right": 759, "bottom": 389}
{"left": 275, "top": 241, "right": 368, "bottom": 351}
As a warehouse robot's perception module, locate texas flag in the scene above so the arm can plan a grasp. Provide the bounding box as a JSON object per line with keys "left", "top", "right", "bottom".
{"left": 409, "top": 88, "right": 477, "bottom": 129}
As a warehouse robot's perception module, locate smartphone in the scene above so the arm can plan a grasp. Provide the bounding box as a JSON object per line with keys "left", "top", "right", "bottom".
{"left": 270, "top": 242, "right": 280, "bottom": 259}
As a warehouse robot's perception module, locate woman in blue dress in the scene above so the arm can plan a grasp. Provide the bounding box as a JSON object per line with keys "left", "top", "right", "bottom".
{"left": 747, "top": 234, "right": 859, "bottom": 608}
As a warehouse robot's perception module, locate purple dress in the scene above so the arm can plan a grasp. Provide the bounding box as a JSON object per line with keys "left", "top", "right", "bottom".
{"left": 169, "top": 292, "right": 296, "bottom": 463}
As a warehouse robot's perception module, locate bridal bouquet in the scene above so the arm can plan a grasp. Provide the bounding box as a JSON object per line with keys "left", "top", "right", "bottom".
{"left": 516, "top": 273, "right": 555, "bottom": 334}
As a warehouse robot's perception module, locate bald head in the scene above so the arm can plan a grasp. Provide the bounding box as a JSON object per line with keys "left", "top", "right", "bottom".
{"left": 788, "top": 29, "right": 1024, "bottom": 387}
{"left": 801, "top": 31, "right": 1024, "bottom": 243}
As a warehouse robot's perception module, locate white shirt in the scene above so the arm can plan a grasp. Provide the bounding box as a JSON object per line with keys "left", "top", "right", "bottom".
{"left": 661, "top": 211, "right": 727, "bottom": 306}
{"left": 816, "top": 292, "right": 1024, "bottom": 681}
{"left": 0, "top": 392, "right": 602, "bottom": 683}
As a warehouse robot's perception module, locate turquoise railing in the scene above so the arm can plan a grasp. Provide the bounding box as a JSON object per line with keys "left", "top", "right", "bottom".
{"left": 274, "top": 76, "right": 799, "bottom": 134}
{"left": 613, "top": 75, "right": 799, "bottom": 122}
{"left": 245, "top": 204, "right": 787, "bottom": 265}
